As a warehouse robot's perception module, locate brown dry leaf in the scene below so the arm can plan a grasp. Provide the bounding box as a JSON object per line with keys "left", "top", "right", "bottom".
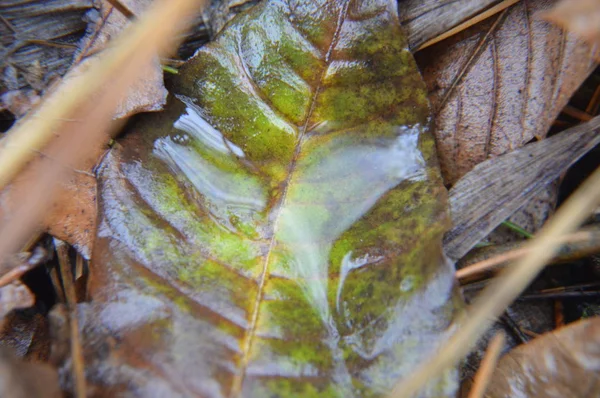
{"left": 541, "top": 0, "right": 600, "bottom": 46}
{"left": 0, "top": 281, "right": 34, "bottom": 319}
{"left": 72, "top": 0, "right": 168, "bottom": 118}
{"left": 29, "top": 0, "right": 169, "bottom": 256}
{"left": 0, "top": 347, "right": 60, "bottom": 398}
{"left": 0, "top": 311, "right": 50, "bottom": 362}
{"left": 417, "top": 0, "right": 598, "bottom": 185}
{"left": 486, "top": 317, "right": 600, "bottom": 397}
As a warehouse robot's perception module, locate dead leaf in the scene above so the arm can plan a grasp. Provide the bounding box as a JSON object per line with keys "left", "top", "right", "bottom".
{"left": 2, "top": 0, "right": 170, "bottom": 257}
{"left": 83, "top": 0, "right": 462, "bottom": 395}
{"left": 445, "top": 114, "right": 600, "bottom": 260}
{"left": 0, "top": 347, "right": 60, "bottom": 398}
{"left": 0, "top": 281, "right": 34, "bottom": 319}
{"left": 541, "top": 0, "right": 600, "bottom": 47}
{"left": 72, "top": 0, "right": 168, "bottom": 118}
{"left": 488, "top": 181, "right": 560, "bottom": 245}
{"left": 417, "top": 0, "right": 598, "bottom": 185}
{"left": 43, "top": 0, "right": 171, "bottom": 255}
{"left": 0, "top": 311, "right": 50, "bottom": 362}
{"left": 486, "top": 317, "right": 600, "bottom": 397}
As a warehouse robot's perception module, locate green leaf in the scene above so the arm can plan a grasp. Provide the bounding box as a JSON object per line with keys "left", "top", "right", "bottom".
{"left": 87, "top": 0, "right": 462, "bottom": 396}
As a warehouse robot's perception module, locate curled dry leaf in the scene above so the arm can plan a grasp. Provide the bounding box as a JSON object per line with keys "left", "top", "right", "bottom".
{"left": 486, "top": 317, "right": 600, "bottom": 397}
{"left": 82, "top": 0, "right": 463, "bottom": 396}
{"left": 417, "top": 0, "right": 598, "bottom": 185}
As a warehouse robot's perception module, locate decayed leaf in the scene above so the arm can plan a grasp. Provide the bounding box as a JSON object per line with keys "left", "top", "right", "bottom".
{"left": 83, "top": 0, "right": 462, "bottom": 396}
{"left": 0, "top": 311, "right": 50, "bottom": 362}
{"left": 444, "top": 115, "right": 600, "bottom": 260}
{"left": 0, "top": 347, "right": 60, "bottom": 398}
{"left": 488, "top": 181, "right": 559, "bottom": 245}
{"left": 0, "top": 281, "right": 34, "bottom": 319}
{"left": 486, "top": 317, "right": 600, "bottom": 397}
{"left": 417, "top": 0, "right": 598, "bottom": 185}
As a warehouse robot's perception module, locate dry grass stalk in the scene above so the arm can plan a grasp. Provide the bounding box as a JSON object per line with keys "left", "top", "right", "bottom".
{"left": 467, "top": 332, "right": 505, "bottom": 398}
{"left": 417, "top": 0, "right": 521, "bottom": 50}
{"left": 55, "top": 239, "right": 86, "bottom": 398}
{"left": 456, "top": 230, "right": 592, "bottom": 282}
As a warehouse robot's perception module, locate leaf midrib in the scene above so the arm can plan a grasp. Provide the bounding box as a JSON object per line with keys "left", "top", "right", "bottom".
{"left": 229, "top": 2, "right": 352, "bottom": 395}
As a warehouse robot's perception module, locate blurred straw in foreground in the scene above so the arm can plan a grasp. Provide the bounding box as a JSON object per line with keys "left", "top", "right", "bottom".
{"left": 0, "top": 0, "right": 206, "bottom": 261}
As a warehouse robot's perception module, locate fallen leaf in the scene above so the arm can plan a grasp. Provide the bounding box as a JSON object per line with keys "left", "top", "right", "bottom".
{"left": 486, "top": 316, "right": 600, "bottom": 397}
{"left": 0, "top": 347, "right": 60, "bottom": 398}
{"left": 7, "top": 0, "right": 170, "bottom": 257}
{"left": 417, "top": 0, "right": 598, "bottom": 185}
{"left": 41, "top": 1, "right": 564, "bottom": 257}
{"left": 83, "top": 0, "right": 462, "bottom": 395}
{"left": 444, "top": 115, "right": 600, "bottom": 260}
{"left": 488, "top": 181, "right": 559, "bottom": 245}
{"left": 0, "top": 311, "right": 50, "bottom": 362}
{"left": 72, "top": 0, "right": 168, "bottom": 118}
{"left": 0, "top": 281, "right": 34, "bottom": 319}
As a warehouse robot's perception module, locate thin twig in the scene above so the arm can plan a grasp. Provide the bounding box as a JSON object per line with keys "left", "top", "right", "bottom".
{"left": 519, "top": 291, "right": 600, "bottom": 300}
{"left": 563, "top": 104, "right": 593, "bottom": 122}
{"left": 467, "top": 332, "right": 505, "bottom": 398}
{"left": 417, "top": 0, "right": 521, "bottom": 51}
{"left": 0, "top": 264, "right": 32, "bottom": 288}
{"left": 55, "top": 239, "right": 86, "bottom": 398}
{"left": 456, "top": 231, "right": 591, "bottom": 282}
{"left": 390, "top": 161, "right": 600, "bottom": 397}
{"left": 500, "top": 313, "right": 528, "bottom": 344}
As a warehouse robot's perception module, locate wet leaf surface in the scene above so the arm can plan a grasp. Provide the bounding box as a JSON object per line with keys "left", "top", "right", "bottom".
{"left": 486, "top": 316, "right": 600, "bottom": 397}
{"left": 84, "top": 0, "right": 462, "bottom": 396}
{"left": 417, "top": 0, "right": 598, "bottom": 185}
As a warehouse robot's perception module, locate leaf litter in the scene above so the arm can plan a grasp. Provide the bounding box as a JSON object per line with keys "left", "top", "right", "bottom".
{"left": 0, "top": 0, "right": 596, "bottom": 396}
